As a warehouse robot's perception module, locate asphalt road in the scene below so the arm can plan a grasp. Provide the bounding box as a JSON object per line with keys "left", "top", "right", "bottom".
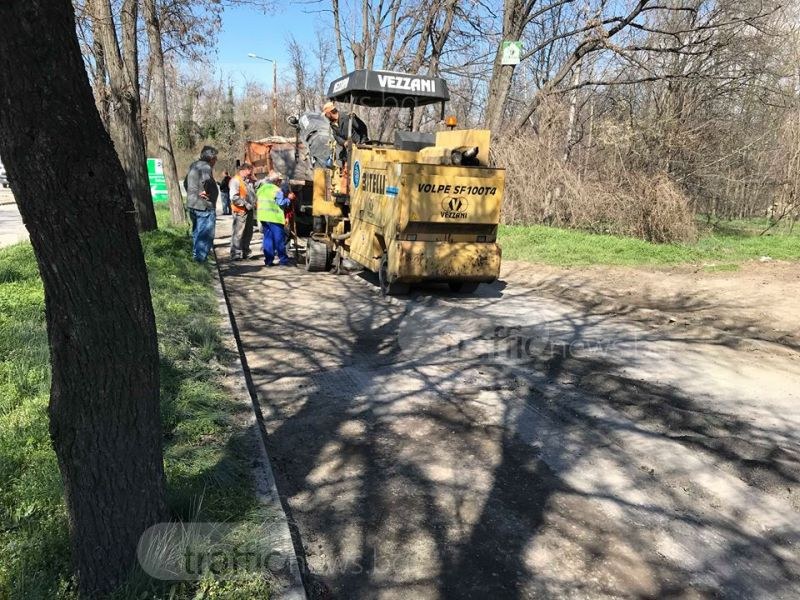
{"left": 216, "top": 224, "right": 800, "bottom": 599}
{"left": 0, "top": 195, "right": 28, "bottom": 248}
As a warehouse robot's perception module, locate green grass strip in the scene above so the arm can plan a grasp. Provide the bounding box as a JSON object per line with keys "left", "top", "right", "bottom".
{"left": 498, "top": 220, "right": 800, "bottom": 266}
{"left": 0, "top": 211, "right": 271, "bottom": 598}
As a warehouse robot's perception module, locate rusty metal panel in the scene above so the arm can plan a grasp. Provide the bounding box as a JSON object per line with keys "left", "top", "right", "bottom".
{"left": 389, "top": 241, "right": 502, "bottom": 283}
{"left": 244, "top": 140, "right": 314, "bottom": 183}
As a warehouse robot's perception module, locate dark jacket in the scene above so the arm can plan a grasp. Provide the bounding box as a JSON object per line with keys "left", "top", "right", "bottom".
{"left": 186, "top": 159, "right": 219, "bottom": 211}
{"left": 219, "top": 175, "right": 232, "bottom": 197}
{"left": 332, "top": 113, "right": 368, "bottom": 146}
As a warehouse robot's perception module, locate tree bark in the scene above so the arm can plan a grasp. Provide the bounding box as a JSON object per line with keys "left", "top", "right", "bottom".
{"left": 563, "top": 56, "right": 582, "bottom": 162}
{"left": 332, "top": 0, "right": 348, "bottom": 76}
{"left": 483, "top": 0, "right": 530, "bottom": 132}
{"left": 92, "top": 0, "right": 158, "bottom": 232}
{"left": 0, "top": 0, "right": 168, "bottom": 596}
{"left": 91, "top": 20, "right": 110, "bottom": 129}
{"left": 141, "top": 50, "right": 155, "bottom": 153}
{"left": 375, "top": 0, "right": 444, "bottom": 138}
{"left": 144, "top": 0, "right": 186, "bottom": 226}
{"left": 361, "top": 0, "right": 372, "bottom": 70}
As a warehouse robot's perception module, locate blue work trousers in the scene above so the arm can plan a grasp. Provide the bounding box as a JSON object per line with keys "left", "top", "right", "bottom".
{"left": 189, "top": 208, "right": 216, "bottom": 262}
{"left": 261, "top": 221, "right": 289, "bottom": 265}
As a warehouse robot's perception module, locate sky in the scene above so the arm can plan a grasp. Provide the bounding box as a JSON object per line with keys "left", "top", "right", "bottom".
{"left": 213, "top": 3, "right": 330, "bottom": 91}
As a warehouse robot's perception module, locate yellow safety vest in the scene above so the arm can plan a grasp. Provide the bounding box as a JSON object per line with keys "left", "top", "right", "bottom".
{"left": 256, "top": 183, "right": 284, "bottom": 224}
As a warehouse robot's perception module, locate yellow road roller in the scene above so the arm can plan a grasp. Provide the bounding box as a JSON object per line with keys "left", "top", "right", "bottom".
{"left": 294, "top": 69, "right": 505, "bottom": 295}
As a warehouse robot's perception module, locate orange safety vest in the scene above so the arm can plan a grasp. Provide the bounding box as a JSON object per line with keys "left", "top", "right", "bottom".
{"left": 230, "top": 176, "right": 249, "bottom": 214}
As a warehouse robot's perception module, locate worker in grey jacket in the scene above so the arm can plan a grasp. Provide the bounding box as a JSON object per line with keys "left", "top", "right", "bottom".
{"left": 185, "top": 145, "right": 219, "bottom": 262}
{"left": 229, "top": 163, "right": 257, "bottom": 260}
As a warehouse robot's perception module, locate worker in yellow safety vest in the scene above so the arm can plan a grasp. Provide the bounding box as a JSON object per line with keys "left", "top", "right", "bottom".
{"left": 257, "top": 171, "right": 292, "bottom": 266}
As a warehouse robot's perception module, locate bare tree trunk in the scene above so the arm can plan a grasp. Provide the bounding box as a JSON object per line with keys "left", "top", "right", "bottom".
{"left": 381, "top": 0, "right": 403, "bottom": 68}
{"left": 484, "top": 62, "right": 517, "bottom": 132}
{"left": 563, "top": 56, "right": 582, "bottom": 162}
{"left": 483, "top": 0, "right": 528, "bottom": 132}
{"left": 92, "top": 0, "right": 157, "bottom": 232}
{"left": 361, "top": 0, "right": 372, "bottom": 70}
{"left": 377, "top": 1, "right": 442, "bottom": 138}
{"left": 144, "top": 0, "right": 186, "bottom": 225}
{"left": 428, "top": 0, "right": 458, "bottom": 76}
{"left": 91, "top": 24, "right": 110, "bottom": 129}
{"left": 332, "top": 0, "right": 348, "bottom": 76}
{"left": 0, "top": 0, "right": 168, "bottom": 596}
{"left": 582, "top": 99, "right": 594, "bottom": 175}
{"left": 141, "top": 50, "right": 155, "bottom": 152}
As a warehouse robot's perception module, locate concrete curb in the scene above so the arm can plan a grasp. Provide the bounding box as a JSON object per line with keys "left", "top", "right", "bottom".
{"left": 210, "top": 251, "right": 307, "bottom": 600}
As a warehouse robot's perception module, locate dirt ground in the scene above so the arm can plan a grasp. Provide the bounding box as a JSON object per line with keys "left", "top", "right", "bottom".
{"left": 502, "top": 260, "right": 800, "bottom": 350}
{"left": 216, "top": 222, "right": 800, "bottom": 599}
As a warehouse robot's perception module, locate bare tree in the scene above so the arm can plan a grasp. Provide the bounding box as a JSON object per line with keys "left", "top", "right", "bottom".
{"left": 288, "top": 35, "right": 311, "bottom": 112}
{"left": 332, "top": 0, "right": 349, "bottom": 75}
{"left": 144, "top": 0, "right": 186, "bottom": 225}
{"left": 323, "top": 0, "right": 463, "bottom": 137}
{"left": 475, "top": 0, "right": 779, "bottom": 133}
{"left": 89, "top": 0, "right": 158, "bottom": 231}
{"left": 482, "top": 0, "right": 558, "bottom": 132}
{"left": 313, "top": 29, "right": 336, "bottom": 103}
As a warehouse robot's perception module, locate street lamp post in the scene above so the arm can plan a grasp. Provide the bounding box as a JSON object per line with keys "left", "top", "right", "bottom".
{"left": 247, "top": 53, "right": 278, "bottom": 136}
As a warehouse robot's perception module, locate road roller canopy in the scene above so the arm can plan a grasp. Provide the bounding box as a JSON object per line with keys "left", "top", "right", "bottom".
{"left": 326, "top": 70, "right": 450, "bottom": 109}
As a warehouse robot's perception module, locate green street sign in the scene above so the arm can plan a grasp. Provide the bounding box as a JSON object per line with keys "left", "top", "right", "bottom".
{"left": 147, "top": 158, "right": 169, "bottom": 203}
{"left": 501, "top": 41, "right": 522, "bottom": 66}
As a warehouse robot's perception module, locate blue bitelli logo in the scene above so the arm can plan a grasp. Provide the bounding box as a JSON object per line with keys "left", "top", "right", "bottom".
{"left": 353, "top": 161, "right": 361, "bottom": 188}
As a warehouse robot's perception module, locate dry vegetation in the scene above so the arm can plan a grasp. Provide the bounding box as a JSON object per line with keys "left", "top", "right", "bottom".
{"left": 76, "top": 0, "right": 800, "bottom": 244}
{"left": 155, "top": 1, "right": 800, "bottom": 244}
{"left": 493, "top": 129, "right": 698, "bottom": 243}
{"left": 488, "top": 0, "right": 800, "bottom": 243}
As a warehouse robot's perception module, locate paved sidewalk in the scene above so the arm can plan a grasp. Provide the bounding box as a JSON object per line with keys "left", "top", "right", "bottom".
{"left": 211, "top": 245, "right": 307, "bottom": 600}
{"left": 0, "top": 188, "right": 15, "bottom": 205}
{"left": 0, "top": 200, "right": 28, "bottom": 248}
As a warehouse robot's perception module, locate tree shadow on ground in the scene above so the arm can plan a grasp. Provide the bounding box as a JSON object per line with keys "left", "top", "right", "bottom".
{"left": 217, "top": 237, "right": 800, "bottom": 599}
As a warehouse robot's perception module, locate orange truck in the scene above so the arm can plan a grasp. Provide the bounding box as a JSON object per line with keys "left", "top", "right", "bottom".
{"left": 242, "top": 136, "right": 315, "bottom": 236}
